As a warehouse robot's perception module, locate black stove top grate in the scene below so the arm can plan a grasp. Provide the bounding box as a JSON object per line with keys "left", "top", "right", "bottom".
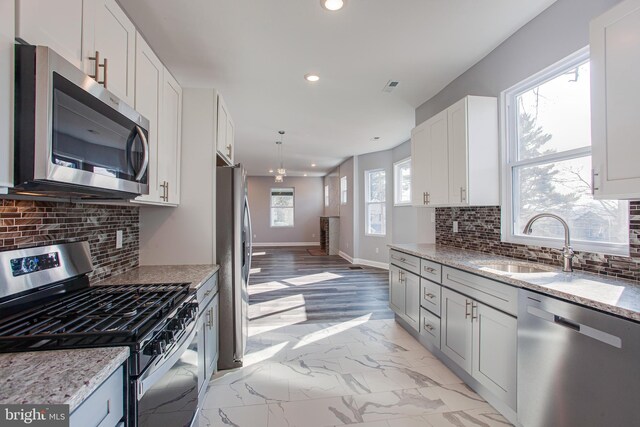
{"left": 0, "top": 283, "right": 191, "bottom": 351}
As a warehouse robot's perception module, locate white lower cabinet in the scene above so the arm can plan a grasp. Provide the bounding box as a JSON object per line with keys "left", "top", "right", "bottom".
{"left": 441, "top": 287, "right": 517, "bottom": 410}
{"left": 388, "top": 264, "right": 420, "bottom": 331}
{"left": 69, "top": 365, "right": 124, "bottom": 427}
{"left": 204, "top": 292, "right": 219, "bottom": 380}
{"left": 472, "top": 301, "right": 517, "bottom": 410}
{"left": 441, "top": 287, "right": 473, "bottom": 373}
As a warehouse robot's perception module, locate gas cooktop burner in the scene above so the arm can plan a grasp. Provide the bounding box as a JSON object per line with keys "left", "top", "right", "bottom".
{"left": 0, "top": 283, "right": 191, "bottom": 352}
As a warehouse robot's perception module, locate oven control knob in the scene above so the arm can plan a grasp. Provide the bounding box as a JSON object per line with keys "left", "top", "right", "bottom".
{"left": 144, "top": 339, "right": 166, "bottom": 356}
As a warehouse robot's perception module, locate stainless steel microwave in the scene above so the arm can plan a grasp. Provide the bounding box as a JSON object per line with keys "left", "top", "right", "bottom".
{"left": 13, "top": 45, "right": 150, "bottom": 199}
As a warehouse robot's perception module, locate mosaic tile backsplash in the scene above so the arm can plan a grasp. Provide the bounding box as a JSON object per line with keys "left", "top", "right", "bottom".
{"left": 435, "top": 202, "right": 640, "bottom": 282}
{"left": 0, "top": 199, "right": 139, "bottom": 282}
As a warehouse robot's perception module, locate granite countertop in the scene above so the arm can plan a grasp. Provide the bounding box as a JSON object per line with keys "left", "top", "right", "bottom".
{"left": 96, "top": 265, "right": 219, "bottom": 290}
{"left": 389, "top": 243, "right": 640, "bottom": 322}
{"left": 0, "top": 347, "right": 129, "bottom": 412}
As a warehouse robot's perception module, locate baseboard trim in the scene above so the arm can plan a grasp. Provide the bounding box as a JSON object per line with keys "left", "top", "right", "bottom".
{"left": 252, "top": 242, "right": 320, "bottom": 247}
{"left": 338, "top": 251, "right": 354, "bottom": 263}
{"left": 353, "top": 258, "right": 389, "bottom": 270}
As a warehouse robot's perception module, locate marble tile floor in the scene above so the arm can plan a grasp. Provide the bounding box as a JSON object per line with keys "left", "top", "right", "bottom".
{"left": 200, "top": 317, "right": 512, "bottom": 427}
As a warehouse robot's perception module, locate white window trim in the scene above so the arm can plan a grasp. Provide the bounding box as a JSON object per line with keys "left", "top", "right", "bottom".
{"left": 500, "top": 46, "right": 629, "bottom": 256}
{"left": 340, "top": 176, "right": 348, "bottom": 205}
{"left": 324, "top": 184, "right": 329, "bottom": 207}
{"left": 365, "top": 168, "right": 386, "bottom": 237}
{"left": 270, "top": 187, "right": 295, "bottom": 228}
{"left": 393, "top": 157, "right": 412, "bottom": 206}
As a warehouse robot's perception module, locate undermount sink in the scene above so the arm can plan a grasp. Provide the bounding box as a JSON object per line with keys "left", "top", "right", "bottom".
{"left": 478, "top": 263, "right": 551, "bottom": 274}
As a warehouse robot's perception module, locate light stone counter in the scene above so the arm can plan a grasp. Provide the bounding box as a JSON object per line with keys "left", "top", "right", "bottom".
{"left": 96, "top": 265, "right": 219, "bottom": 290}
{"left": 0, "top": 347, "right": 129, "bottom": 412}
{"left": 389, "top": 243, "right": 640, "bottom": 322}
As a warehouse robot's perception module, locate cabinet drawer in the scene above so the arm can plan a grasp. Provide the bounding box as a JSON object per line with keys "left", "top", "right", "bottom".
{"left": 197, "top": 272, "right": 218, "bottom": 308}
{"left": 442, "top": 267, "right": 517, "bottom": 316}
{"left": 420, "top": 307, "right": 440, "bottom": 349}
{"left": 420, "top": 259, "right": 442, "bottom": 283}
{"left": 70, "top": 365, "right": 124, "bottom": 427}
{"left": 389, "top": 250, "right": 420, "bottom": 275}
{"left": 420, "top": 279, "right": 441, "bottom": 316}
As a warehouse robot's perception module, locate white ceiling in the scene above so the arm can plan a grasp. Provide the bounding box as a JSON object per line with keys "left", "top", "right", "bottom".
{"left": 118, "top": 0, "right": 556, "bottom": 176}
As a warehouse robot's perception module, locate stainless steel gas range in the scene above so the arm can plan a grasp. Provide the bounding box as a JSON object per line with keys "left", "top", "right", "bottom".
{"left": 0, "top": 242, "right": 201, "bottom": 427}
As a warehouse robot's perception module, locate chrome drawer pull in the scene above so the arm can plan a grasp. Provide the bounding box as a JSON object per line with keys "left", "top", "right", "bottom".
{"left": 465, "top": 300, "right": 471, "bottom": 318}
{"left": 424, "top": 266, "right": 436, "bottom": 273}
{"left": 424, "top": 291, "right": 436, "bottom": 299}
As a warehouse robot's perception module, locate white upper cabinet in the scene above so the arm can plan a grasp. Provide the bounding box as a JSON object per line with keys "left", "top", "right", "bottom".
{"left": 411, "top": 109, "right": 449, "bottom": 206}
{"left": 15, "top": 0, "right": 136, "bottom": 105}
{"left": 15, "top": 0, "right": 84, "bottom": 68}
{"left": 134, "top": 33, "right": 163, "bottom": 205}
{"left": 1, "top": 0, "right": 14, "bottom": 192}
{"left": 216, "top": 94, "right": 235, "bottom": 165}
{"left": 83, "top": 0, "right": 136, "bottom": 105}
{"left": 590, "top": 0, "right": 640, "bottom": 199}
{"left": 412, "top": 95, "right": 498, "bottom": 207}
{"left": 159, "top": 70, "right": 183, "bottom": 205}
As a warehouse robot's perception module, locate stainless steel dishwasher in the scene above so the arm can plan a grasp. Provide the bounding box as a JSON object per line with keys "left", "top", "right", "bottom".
{"left": 518, "top": 289, "right": 640, "bottom": 427}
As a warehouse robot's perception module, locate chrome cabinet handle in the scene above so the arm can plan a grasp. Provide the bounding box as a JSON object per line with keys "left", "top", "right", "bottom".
{"left": 465, "top": 300, "right": 471, "bottom": 319}
{"left": 88, "top": 51, "right": 107, "bottom": 87}
{"left": 472, "top": 301, "right": 478, "bottom": 321}
{"left": 160, "top": 181, "right": 167, "bottom": 201}
{"left": 227, "top": 144, "right": 232, "bottom": 157}
{"left": 591, "top": 169, "right": 600, "bottom": 194}
{"left": 424, "top": 291, "right": 436, "bottom": 299}
{"left": 460, "top": 187, "right": 466, "bottom": 203}
{"left": 423, "top": 192, "right": 427, "bottom": 205}
{"left": 426, "top": 192, "right": 430, "bottom": 205}
{"left": 423, "top": 266, "right": 436, "bottom": 273}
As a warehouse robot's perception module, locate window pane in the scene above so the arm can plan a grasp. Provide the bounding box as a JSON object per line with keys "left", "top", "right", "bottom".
{"left": 516, "top": 61, "right": 591, "bottom": 160}
{"left": 398, "top": 162, "right": 411, "bottom": 203}
{"left": 367, "top": 202, "right": 386, "bottom": 235}
{"left": 271, "top": 207, "right": 294, "bottom": 227}
{"left": 340, "top": 176, "right": 347, "bottom": 204}
{"left": 271, "top": 188, "right": 294, "bottom": 207}
{"left": 367, "top": 170, "right": 386, "bottom": 202}
{"left": 324, "top": 185, "right": 329, "bottom": 207}
{"left": 513, "top": 156, "right": 628, "bottom": 244}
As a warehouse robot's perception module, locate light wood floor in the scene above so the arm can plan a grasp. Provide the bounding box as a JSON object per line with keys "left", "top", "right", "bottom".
{"left": 248, "top": 246, "right": 393, "bottom": 325}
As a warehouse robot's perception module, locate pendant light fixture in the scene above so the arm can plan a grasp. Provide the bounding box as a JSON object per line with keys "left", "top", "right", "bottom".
{"left": 274, "top": 130, "right": 286, "bottom": 183}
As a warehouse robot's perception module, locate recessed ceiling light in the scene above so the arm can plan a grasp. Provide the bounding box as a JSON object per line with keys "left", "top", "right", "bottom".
{"left": 372, "top": 136, "right": 381, "bottom": 141}
{"left": 304, "top": 173, "right": 308, "bottom": 177}
{"left": 304, "top": 73, "right": 320, "bottom": 82}
{"left": 269, "top": 169, "right": 274, "bottom": 173}
{"left": 311, "top": 163, "right": 316, "bottom": 167}
{"left": 321, "top": 0, "right": 345, "bottom": 11}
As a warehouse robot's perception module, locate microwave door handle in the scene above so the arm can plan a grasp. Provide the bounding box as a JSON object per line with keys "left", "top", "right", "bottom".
{"left": 134, "top": 125, "right": 150, "bottom": 182}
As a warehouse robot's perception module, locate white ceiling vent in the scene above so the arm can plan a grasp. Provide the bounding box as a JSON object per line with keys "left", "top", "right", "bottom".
{"left": 382, "top": 80, "right": 400, "bottom": 93}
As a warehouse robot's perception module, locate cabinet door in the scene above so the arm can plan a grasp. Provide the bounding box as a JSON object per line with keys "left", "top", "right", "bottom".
{"left": 441, "top": 288, "right": 473, "bottom": 374}
{"left": 0, "top": 0, "right": 13, "bottom": 190}
{"left": 472, "top": 302, "right": 517, "bottom": 410}
{"left": 134, "top": 33, "right": 163, "bottom": 203}
{"left": 226, "top": 116, "right": 235, "bottom": 165}
{"left": 411, "top": 124, "right": 428, "bottom": 206}
{"left": 591, "top": 0, "right": 640, "bottom": 199}
{"left": 388, "top": 265, "right": 405, "bottom": 316}
{"left": 15, "top": 0, "right": 84, "bottom": 68}
{"left": 404, "top": 271, "right": 420, "bottom": 331}
{"left": 425, "top": 110, "right": 449, "bottom": 205}
{"left": 205, "top": 294, "right": 220, "bottom": 380}
{"left": 448, "top": 98, "right": 468, "bottom": 205}
{"left": 216, "top": 94, "right": 232, "bottom": 164}
{"left": 159, "top": 70, "right": 182, "bottom": 204}
{"left": 84, "top": 0, "right": 136, "bottom": 104}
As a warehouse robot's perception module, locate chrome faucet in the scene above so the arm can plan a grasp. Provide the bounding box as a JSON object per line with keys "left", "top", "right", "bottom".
{"left": 522, "top": 213, "right": 574, "bottom": 272}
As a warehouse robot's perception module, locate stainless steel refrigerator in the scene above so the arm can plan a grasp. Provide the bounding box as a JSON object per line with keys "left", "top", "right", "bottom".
{"left": 216, "top": 164, "right": 252, "bottom": 370}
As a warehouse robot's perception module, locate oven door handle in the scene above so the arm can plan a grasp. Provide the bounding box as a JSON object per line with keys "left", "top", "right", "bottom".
{"left": 136, "top": 319, "right": 197, "bottom": 400}
{"left": 134, "top": 125, "right": 150, "bottom": 182}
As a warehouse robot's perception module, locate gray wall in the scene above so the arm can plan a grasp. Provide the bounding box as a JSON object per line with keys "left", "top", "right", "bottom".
{"left": 323, "top": 169, "right": 340, "bottom": 217}
{"left": 247, "top": 176, "right": 323, "bottom": 245}
{"left": 416, "top": 0, "right": 622, "bottom": 125}
{"left": 391, "top": 140, "right": 435, "bottom": 245}
{"left": 357, "top": 149, "right": 394, "bottom": 264}
{"left": 338, "top": 157, "right": 355, "bottom": 257}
